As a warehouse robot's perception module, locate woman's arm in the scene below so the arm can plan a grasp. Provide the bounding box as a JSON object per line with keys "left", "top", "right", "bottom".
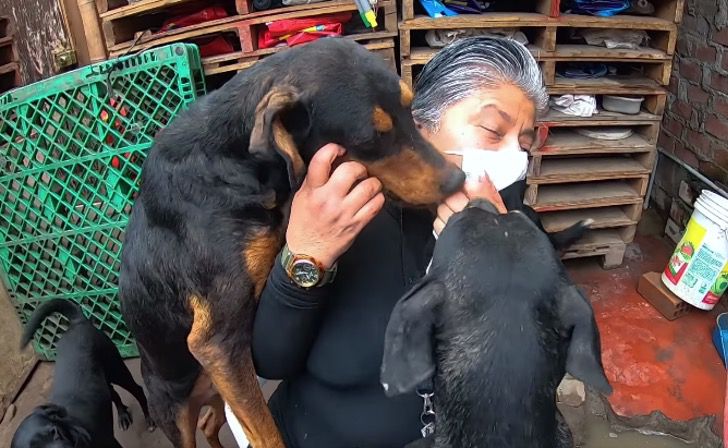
{"left": 252, "top": 258, "right": 330, "bottom": 379}
{"left": 252, "top": 144, "right": 385, "bottom": 379}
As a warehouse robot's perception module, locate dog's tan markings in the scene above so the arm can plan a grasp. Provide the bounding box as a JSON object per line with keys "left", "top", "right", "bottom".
{"left": 373, "top": 106, "right": 394, "bottom": 133}
{"left": 250, "top": 87, "right": 298, "bottom": 152}
{"left": 366, "top": 148, "right": 443, "bottom": 205}
{"left": 399, "top": 80, "right": 414, "bottom": 107}
{"left": 175, "top": 401, "right": 198, "bottom": 448}
{"left": 243, "top": 228, "right": 282, "bottom": 299}
{"left": 272, "top": 118, "right": 305, "bottom": 182}
{"left": 187, "top": 298, "right": 284, "bottom": 448}
{"left": 198, "top": 394, "right": 226, "bottom": 448}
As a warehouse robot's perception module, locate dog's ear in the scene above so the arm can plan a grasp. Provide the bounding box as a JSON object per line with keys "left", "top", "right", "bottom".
{"left": 249, "top": 86, "right": 309, "bottom": 189}
{"left": 381, "top": 279, "right": 446, "bottom": 397}
{"left": 557, "top": 279, "right": 612, "bottom": 395}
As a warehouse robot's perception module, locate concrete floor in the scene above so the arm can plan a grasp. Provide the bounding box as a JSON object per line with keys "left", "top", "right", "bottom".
{"left": 570, "top": 234, "right": 725, "bottom": 445}
{"left": 0, "top": 230, "right": 723, "bottom": 447}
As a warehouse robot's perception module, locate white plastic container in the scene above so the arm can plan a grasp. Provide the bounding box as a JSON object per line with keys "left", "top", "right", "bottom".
{"left": 602, "top": 95, "right": 644, "bottom": 115}
{"left": 662, "top": 190, "right": 728, "bottom": 310}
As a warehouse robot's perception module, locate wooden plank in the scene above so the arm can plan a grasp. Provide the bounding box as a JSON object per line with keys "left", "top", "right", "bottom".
{"left": 401, "top": 12, "right": 552, "bottom": 30}
{"left": 408, "top": 44, "right": 545, "bottom": 64}
{"left": 203, "top": 38, "right": 395, "bottom": 75}
{"left": 529, "top": 157, "right": 651, "bottom": 183}
{"left": 550, "top": 44, "right": 670, "bottom": 61}
{"left": 540, "top": 204, "right": 640, "bottom": 232}
{"left": 106, "top": 14, "right": 244, "bottom": 52}
{"left": 246, "top": 0, "right": 393, "bottom": 24}
{"left": 557, "top": 13, "right": 677, "bottom": 31}
{"left": 100, "top": 0, "right": 200, "bottom": 20}
{"left": 548, "top": 76, "right": 665, "bottom": 95}
{"left": 96, "top": 0, "right": 128, "bottom": 14}
{"left": 535, "top": 129, "right": 653, "bottom": 155}
{"left": 533, "top": 179, "right": 644, "bottom": 211}
{"left": 538, "top": 109, "right": 661, "bottom": 126}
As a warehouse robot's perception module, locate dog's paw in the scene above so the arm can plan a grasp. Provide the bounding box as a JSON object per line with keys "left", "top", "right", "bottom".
{"left": 145, "top": 417, "right": 157, "bottom": 433}
{"left": 117, "top": 405, "right": 133, "bottom": 431}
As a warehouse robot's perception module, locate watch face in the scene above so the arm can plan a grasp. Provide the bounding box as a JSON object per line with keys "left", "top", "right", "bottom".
{"left": 291, "top": 259, "right": 321, "bottom": 288}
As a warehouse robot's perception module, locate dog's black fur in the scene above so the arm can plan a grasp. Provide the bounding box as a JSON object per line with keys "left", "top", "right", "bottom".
{"left": 119, "top": 37, "right": 465, "bottom": 447}
{"left": 11, "top": 299, "right": 152, "bottom": 448}
{"left": 381, "top": 199, "right": 612, "bottom": 448}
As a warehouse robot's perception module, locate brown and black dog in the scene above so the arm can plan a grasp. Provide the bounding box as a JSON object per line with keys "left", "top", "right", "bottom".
{"left": 118, "top": 38, "right": 465, "bottom": 448}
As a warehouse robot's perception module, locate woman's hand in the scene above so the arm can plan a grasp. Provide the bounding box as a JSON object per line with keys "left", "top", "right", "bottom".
{"left": 286, "top": 144, "right": 385, "bottom": 269}
{"left": 433, "top": 175, "right": 506, "bottom": 236}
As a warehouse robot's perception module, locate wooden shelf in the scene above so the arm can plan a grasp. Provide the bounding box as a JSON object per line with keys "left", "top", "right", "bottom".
{"left": 100, "top": 0, "right": 198, "bottom": 20}
{"left": 400, "top": 12, "right": 551, "bottom": 30}
{"left": 538, "top": 109, "right": 661, "bottom": 126}
{"left": 203, "top": 37, "right": 396, "bottom": 75}
{"left": 548, "top": 76, "right": 665, "bottom": 95}
{"left": 408, "top": 44, "right": 545, "bottom": 64}
{"left": 531, "top": 180, "right": 644, "bottom": 210}
{"left": 557, "top": 13, "right": 676, "bottom": 31}
{"left": 530, "top": 157, "right": 651, "bottom": 183}
{"left": 541, "top": 205, "right": 640, "bottom": 232}
{"left": 535, "top": 129, "right": 654, "bottom": 155}
{"left": 549, "top": 44, "right": 670, "bottom": 61}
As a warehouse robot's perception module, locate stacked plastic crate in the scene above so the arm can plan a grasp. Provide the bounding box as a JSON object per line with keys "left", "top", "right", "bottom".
{"left": 0, "top": 44, "right": 205, "bottom": 359}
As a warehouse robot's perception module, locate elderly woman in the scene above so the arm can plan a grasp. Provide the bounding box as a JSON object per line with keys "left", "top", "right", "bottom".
{"left": 251, "top": 36, "right": 547, "bottom": 448}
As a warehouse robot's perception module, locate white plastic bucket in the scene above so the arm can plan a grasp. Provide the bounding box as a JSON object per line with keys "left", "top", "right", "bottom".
{"left": 662, "top": 190, "right": 728, "bottom": 310}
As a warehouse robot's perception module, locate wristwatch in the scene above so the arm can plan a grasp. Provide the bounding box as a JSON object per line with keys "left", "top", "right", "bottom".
{"left": 281, "top": 244, "right": 337, "bottom": 288}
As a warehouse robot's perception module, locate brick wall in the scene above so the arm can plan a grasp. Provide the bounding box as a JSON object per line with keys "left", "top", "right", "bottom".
{"left": 653, "top": 0, "right": 728, "bottom": 212}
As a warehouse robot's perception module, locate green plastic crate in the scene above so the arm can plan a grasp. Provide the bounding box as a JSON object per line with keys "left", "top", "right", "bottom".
{"left": 0, "top": 44, "right": 207, "bottom": 360}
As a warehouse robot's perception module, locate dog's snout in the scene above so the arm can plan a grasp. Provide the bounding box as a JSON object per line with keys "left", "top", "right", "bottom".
{"left": 440, "top": 169, "right": 466, "bottom": 196}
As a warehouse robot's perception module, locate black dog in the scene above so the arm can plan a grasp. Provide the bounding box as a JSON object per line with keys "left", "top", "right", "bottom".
{"left": 119, "top": 37, "right": 465, "bottom": 448}
{"left": 381, "top": 199, "right": 612, "bottom": 448}
{"left": 11, "top": 299, "right": 152, "bottom": 448}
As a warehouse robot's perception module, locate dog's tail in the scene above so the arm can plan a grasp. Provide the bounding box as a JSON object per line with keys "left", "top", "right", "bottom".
{"left": 20, "top": 299, "right": 87, "bottom": 349}
{"left": 549, "top": 219, "right": 594, "bottom": 251}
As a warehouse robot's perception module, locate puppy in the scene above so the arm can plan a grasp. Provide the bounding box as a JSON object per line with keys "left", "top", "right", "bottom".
{"left": 119, "top": 37, "right": 464, "bottom": 447}
{"left": 381, "top": 199, "right": 612, "bottom": 448}
{"left": 11, "top": 299, "right": 152, "bottom": 448}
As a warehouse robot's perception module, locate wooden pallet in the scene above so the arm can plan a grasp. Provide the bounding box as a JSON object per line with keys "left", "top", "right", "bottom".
{"left": 202, "top": 37, "right": 396, "bottom": 75}
{"left": 561, "top": 227, "right": 634, "bottom": 268}
{"left": 526, "top": 177, "right": 649, "bottom": 211}
{"left": 0, "top": 62, "right": 21, "bottom": 94}
{"left": 106, "top": 0, "right": 397, "bottom": 57}
{"left": 400, "top": 0, "right": 685, "bottom": 22}
{"left": 0, "top": 35, "right": 19, "bottom": 67}
{"left": 534, "top": 125, "right": 659, "bottom": 155}
{"left": 397, "top": 2, "right": 679, "bottom": 87}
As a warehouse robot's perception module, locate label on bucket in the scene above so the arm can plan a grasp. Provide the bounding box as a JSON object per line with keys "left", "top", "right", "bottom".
{"left": 664, "top": 205, "right": 728, "bottom": 307}
{"left": 683, "top": 245, "right": 727, "bottom": 305}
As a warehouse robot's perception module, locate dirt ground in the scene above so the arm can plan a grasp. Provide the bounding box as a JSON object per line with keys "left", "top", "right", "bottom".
{"left": 0, "top": 359, "right": 693, "bottom": 448}
{"left": 0, "top": 212, "right": 713, "bottom": 447}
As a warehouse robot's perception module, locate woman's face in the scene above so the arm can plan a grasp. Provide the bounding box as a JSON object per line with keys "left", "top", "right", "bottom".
{"left": 420, "top": 83, "right": 537, "bottom": 155}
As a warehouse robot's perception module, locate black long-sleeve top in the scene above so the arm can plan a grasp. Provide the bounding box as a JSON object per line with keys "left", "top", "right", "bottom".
{"left": 252, "top": 181, "right": 529, "bottom": 448}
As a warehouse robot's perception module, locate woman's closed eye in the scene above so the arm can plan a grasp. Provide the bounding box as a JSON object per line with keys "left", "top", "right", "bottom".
{"left": 477, "top": 125, "right": 503, "bottom": 138}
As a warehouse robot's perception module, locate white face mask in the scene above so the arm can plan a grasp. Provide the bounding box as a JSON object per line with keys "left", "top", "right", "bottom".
{"left": 446, "top": 148, "right": 529, "bottom": 191}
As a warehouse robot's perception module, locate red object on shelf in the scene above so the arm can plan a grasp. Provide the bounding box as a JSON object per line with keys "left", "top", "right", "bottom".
{"left": 258, "top": 12, "right": 352, "bottom": 49}
{"left": 159, "top": 6, "right": 229, "bottom": 32}
{"left": 193, "top": 35, "right": 235, "bottom": 57}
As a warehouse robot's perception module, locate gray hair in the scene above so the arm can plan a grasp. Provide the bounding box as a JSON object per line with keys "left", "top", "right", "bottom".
{"left": 412, "top": 36, "right": 548, "bottom": 132}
